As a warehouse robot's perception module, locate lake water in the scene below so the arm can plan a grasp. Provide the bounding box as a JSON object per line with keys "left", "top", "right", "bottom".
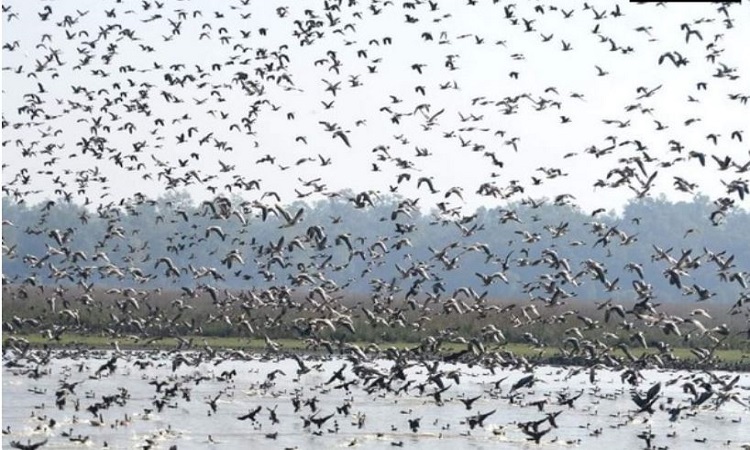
{"left": 2, "top": 350, "right": 749, "bottom": 449}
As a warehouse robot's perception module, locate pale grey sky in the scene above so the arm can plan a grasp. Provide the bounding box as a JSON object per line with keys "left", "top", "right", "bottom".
{"left": 2, "top": 0, "right": 749, "bottom": 214}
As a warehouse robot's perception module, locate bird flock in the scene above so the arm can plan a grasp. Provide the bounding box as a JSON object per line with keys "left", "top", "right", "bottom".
{"left": 2, "top": 0, "right": 750, "bottom": 448}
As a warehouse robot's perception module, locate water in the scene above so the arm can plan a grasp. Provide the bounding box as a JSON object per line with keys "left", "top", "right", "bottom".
{"left": 3, "top": 350, "right": 749, "bottom": 449}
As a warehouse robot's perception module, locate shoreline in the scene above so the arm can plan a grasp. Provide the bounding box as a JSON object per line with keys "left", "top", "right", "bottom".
{"left": 5, "top": 333, "right": 750, "bottom": 372}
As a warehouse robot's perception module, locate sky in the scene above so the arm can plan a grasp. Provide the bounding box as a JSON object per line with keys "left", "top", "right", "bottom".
{"left": 2, "top": 0, "right": 750, "bottom": 216}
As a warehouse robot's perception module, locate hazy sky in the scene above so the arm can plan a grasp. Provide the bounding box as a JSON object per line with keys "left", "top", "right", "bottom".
{"left": 2, "top": 0, "right": 749, "bottom": 215}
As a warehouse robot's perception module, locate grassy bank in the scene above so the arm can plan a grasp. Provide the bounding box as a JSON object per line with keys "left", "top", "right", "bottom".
{"left": 4, "top": 284, "right": 750, "bottom": 371}
{"left": 4, "top": 286, "right": 750, "bottom": 349}
{"left": 5, "top": 332, "right": 749, "bottom": 368}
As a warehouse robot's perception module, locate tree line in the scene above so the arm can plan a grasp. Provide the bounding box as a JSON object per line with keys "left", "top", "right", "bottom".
{"left": 3, "top": 191, "right": 749, "bottom": 307}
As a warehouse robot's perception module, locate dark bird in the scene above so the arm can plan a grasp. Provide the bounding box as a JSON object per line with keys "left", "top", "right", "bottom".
{"left": 510, "top": 374, "right": 536, "bottom": 393}
{"left": 408, "top": 417, "right": 421, "bottom": 432}
{"left": 631, "top": 382, "right": 661, "bottom": 414}
{"left": 9, "top": 440, "right": 48, "bottom": 450}
{"left": 466, "top": 409, "right": 496, "bottom": 429}
{"left": 658, "top": 51, "right": 689, "bottom": 67}
{"left": 238, "top": 405, "right": 263, "bottom": 421}
{"left": 206, "top": 392, "right": 222, "bottom": 413}
{"left": 459, "top": 394, "right": 482, "bottom": 410}
{"left": 310, "top": 412, "right": 335, "bottom": 429}
{"left": 519, "top": 424, "right": 551, "bottom": 444}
